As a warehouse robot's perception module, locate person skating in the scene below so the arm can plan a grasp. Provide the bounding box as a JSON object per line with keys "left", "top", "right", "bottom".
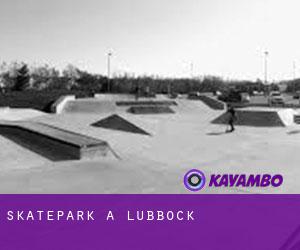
{"left": 226, "top": 105, "right": 236, "bottom": 133}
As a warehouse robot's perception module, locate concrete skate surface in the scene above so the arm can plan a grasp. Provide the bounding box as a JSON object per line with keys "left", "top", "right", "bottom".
{"left": 0, "top": 97, "right": 299, "bottom": 194}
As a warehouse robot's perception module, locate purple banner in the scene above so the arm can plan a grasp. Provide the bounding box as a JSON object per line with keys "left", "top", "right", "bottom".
{"left": 0, "top": 195, "right": 299, "bottom": 250}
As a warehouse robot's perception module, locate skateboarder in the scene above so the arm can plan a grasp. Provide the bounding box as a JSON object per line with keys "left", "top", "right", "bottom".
{"left": 226, "top": 105, "right": 236, "bottom": 133}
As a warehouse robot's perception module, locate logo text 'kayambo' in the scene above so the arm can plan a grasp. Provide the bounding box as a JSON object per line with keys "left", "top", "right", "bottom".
{"left": 209, "top": 174, "right": 283, "bottom": 187}
{"left": 184, "top": 171, "right": 283, "bottom": 191}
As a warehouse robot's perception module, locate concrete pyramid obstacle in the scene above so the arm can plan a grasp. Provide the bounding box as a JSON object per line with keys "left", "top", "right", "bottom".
{"left": 91, "top": 114, "right": 150, "bottom": 136}
{"left": 211, "top": 109, "right": 287, "bottom": 127}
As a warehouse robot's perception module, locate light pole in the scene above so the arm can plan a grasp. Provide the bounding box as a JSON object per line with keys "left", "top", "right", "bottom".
{"left": 264, "top": 51, "right": 269, "bottom": 95}
{"left": 190, "top": 62, "right": 194, "bottom": 78}
{"left": 293, "top": 61, "right": 297, "bottom": 94}
{"left": 264, "top": 51, "right": 269, "bottom": 85}
{"left": 107, "top": 52, "right": 112, "bottom": 92}
{"left": 293, "top": 61, "right": 296, "bottom": 80}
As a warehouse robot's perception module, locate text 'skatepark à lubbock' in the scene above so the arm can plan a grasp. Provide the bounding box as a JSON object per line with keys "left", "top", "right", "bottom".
{"left": 5, "top": 210, "right": 195, "bottom": 222}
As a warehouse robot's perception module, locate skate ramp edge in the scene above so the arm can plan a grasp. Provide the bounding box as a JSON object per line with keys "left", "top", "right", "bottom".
{"left": 0, "top": 121, "right": 116, "bottom": 161}
{"left": 189, "top": 95, "right": 225, "bottom": 110}
{"left": 211, "top": 109, "right": 286, "bottom": 127}
{"left": 51, "top": 95, "right": 76, "bottom": 114}
{"left": 278, "top": 109, "right": 299, "bottom": 126}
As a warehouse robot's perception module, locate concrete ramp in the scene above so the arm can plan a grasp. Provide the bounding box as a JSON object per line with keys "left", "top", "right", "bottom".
{"left": 189, "top": 95, "right": 225, "bottom": 110}
{"left": 0, "top": 121, "right": 114, "bottom": 161}
{"left": 212, "top": 108, "right": 286, "bottom": 127}
{"left": 91, "top": 114, "right": 150, "bottom": 136}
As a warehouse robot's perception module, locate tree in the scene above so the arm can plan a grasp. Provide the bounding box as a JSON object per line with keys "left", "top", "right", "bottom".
{"left": 0, "top": 62, "right": 30, "bottom": 91}
{"left": 30, "top": 65, "right": 59, "bottom": 90}
{"left": 76, "top": 70, "right": 103, "bottom": 92}
{"left": 62, "top": 64, "right": 80, "bottom": 89}
{"left": 13, "top": 64, "right": 30, "bottom": 91}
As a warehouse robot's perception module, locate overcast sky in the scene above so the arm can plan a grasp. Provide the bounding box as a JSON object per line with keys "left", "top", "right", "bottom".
{"left": 0, "top": 0, "right": 299, "bottom": 80}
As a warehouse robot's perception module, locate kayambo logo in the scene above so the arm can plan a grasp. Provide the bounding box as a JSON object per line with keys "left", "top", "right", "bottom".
{"left": 183, "top": 169, "right": 206, "bottom": 192}
{"left": 183, "top": 170, "right": 283, "bottom": 192}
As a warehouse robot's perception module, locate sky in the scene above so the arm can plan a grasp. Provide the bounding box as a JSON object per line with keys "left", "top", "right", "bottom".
{"left": 0, "top": 0, "right": 299, "bottom": 80}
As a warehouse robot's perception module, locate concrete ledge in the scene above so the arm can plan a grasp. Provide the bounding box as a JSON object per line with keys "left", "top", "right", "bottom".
{"left": 94, "top": 94, "right": 105, "bottom": 99}
{"left": 117, "top": 101, "right": 177, "bottom": 106}
{"left": 94, "top": 94, "right": 134, "bottom": 100}
{"left": 127, "top": 106, "right": 175, "bottom": 114}
{"left": 0, "top": 121, "right": 111, "bottom": 161}
{"left": 51, "top": 95, "right": 75, "bottom": 114}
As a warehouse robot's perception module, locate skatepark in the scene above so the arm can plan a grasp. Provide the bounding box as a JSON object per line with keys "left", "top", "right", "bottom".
{"left": 0, "top": 94, "right": 299, "bottom": 194}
